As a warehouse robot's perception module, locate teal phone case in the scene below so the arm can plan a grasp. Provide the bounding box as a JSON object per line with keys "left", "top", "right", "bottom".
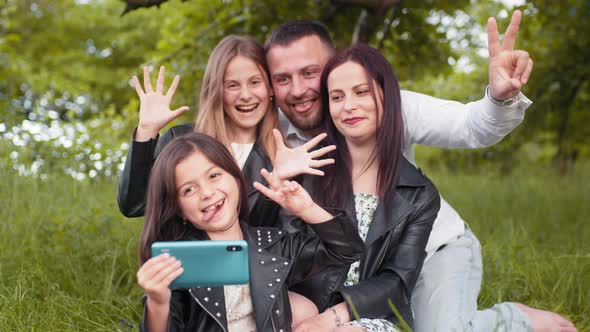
{"left": 151, "top": 240, "right": 249, "bottom": 288}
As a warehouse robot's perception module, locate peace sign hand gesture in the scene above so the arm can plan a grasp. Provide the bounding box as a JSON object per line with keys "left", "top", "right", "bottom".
{"left": 253, "top": 169, "right": 333, "bottom": 224}
{"left": 487, "top": 10, "right": 534, "bottom": 101}
{"left": 271, "top": 129, "right": 336, "bottom": 181}
{"left": 133, "top": 66, "right": 190, "bottom": 141}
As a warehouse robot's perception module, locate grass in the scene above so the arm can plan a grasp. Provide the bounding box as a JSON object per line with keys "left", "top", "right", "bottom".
{"left": 0, "top": 163, "right": 588, "bottom": 331}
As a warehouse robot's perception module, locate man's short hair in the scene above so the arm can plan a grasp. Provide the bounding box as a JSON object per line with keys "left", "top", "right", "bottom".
{"left": 264, "top": 20, "right": 334, "bottom": 54}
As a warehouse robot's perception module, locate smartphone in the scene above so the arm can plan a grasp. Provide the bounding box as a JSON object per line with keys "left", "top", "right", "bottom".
{"left": 151, "top": 240, "right": 249, "bottom": 288}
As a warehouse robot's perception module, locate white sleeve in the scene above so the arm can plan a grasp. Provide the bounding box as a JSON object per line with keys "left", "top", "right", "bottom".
{"left": 401, "top": 88, "right": 532, "bottom": 149}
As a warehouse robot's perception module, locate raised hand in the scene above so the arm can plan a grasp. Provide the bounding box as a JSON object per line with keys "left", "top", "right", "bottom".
{"left": 133, "top": 66, "right": 190, "bottom": 141}
{"left": 253, "top": 168, "right": 332, "bottom": 224}
{"left": 271, "top": 129, "right": 336, "bottom": 180}
{"left": 487, "top": 10, "right": 534, "bottom": 100}
{"left": 136, "top": 253, "right": 184, "bottom": 306}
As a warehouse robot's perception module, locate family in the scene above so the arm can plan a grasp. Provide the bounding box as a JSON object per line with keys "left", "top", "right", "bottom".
{"left": 117, "top": 10, "right": 577, "bottom": 332}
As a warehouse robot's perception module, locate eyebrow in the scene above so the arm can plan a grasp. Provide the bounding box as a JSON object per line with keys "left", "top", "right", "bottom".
{"left": 329, "top": 83, "right": 369, "bottom": 94}
{"left": 177, "top": 165, "right": 216, "bottom": 189}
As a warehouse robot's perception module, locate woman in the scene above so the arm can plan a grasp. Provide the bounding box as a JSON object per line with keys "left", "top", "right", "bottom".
{"left": 117, "top": 35, "right": 333, "bottom": 220}
{"left": 137, "top": 133, "right": 364, "bottom": 332}
{"left": 289, "top": 44, "right": 440, "bottom": 332}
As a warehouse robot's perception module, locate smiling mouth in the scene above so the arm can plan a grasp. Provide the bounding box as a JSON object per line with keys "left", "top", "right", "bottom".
{"left": 236, "top": 104, "right": 258, "bottom": 113}
{"left": 291, "top": 99, "right": 316, "bottom": 113}
{"left": 201, "top": 198, "right": 225, "bottom": 222}
{"left": 343, "top": 117, "right": 364, "bottom": 125}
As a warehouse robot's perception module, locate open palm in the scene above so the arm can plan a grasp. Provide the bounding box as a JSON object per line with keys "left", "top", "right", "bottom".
{"left": 271, "top": 129, "right": 336, "bottom": 180}
{"left": 133, "top": 66, "right": 190, "bottom": 140}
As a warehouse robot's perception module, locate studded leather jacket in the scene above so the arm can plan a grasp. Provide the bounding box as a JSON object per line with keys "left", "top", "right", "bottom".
{"left": 117, "top": 124, "right": 278, "bottom": 220}
{"left": 139, "top": 215, "right": 364, "bottom": 332}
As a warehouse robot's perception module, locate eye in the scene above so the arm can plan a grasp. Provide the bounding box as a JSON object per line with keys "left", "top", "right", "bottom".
{"left": 182, "top": 185, "right": 196, "bottom": 196}
{"left": 250, "top": 79, "right": 261, "bottom": 86}
{"left": 275, "top": 76, "right": 289, "bottom": 85}
{"left": 303, "top": 68, "right": 318, "bottom": 78}
{"left": 357, "top": 89, "right": 370, "bottom": 96}
{"left": 210, "top": 172, "right": 222, "bottom": 180}
{"left": 225, "top": 82, "right": 238, "bottom": 89}
{"left": 330, "top": 94, "right": 343, "bottom": 102}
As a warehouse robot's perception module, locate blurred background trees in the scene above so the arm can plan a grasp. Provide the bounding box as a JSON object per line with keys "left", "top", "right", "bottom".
{"left": 1, "top": 0, "right": 588, "bottom": 179}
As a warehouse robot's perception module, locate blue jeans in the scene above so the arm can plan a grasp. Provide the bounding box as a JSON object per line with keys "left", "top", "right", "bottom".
{"left": 411, "top": 228, "right": 531, "bottom": 332}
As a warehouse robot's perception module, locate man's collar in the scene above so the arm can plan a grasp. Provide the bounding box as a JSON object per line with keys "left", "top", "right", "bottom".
{"left": 278, "top": 108, "right": 311, "bottom": 144}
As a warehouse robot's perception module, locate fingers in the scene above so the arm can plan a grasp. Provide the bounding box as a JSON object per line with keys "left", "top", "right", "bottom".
{"left": 309, "top": 158, "right": 335, "bottom": 169}
{"left": 132, "top": 75, "right": 145, "bottom": 97}
{"left": 511, "top": 50, "right": 530, "bottom": 83}
{"left": 304, "top": 168, "right": 325, "bottom": 177}
{"left": 302, "top": 133, "right": 328, "bottom": 151}
{"left": 165, "top": 75, "right": 181, "bottom": 99}
{"left": 137, "top": 254, "right": 175, "bottom": 284}
{"left": 272, "top": 128, "right": 287, "bottom": 149}
{"left": 143, "top": 66, "right": 153, "bottom": 93}
{"left": 260, "top": 168, "right": 281, "bottom": 191}
{"left": 521, "top": 58, "right": 533, "bottom": 84}
{"left": 152, "top": 259, "right": 182, "bottom": 284}
{"left": 309, "top": 144, "right": 336, "bottom": 159}
{"left": 502, "top": 10, "right": 522, "bottom": 51}
{"left": 169, "top": 106, "right": 191, "bottom": 121}
{"left": 487, "top": 17, "right": 501, "bottom": 57}
{"left": 156, "top": 65, "right": 166, "bottom": 93}
{"left": 253, "top": 181, "right": 282, "bottom": 202}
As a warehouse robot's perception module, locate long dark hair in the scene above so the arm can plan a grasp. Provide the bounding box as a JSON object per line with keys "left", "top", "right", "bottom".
{"left": 139, "top": 133, "right": 249, "bottom": 264}
{"left": 315, "top": 43, "right": 404, "bottom": 212}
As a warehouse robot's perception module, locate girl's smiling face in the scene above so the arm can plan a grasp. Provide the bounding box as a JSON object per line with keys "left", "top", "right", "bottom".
{"left": 175, "top": 149, "right": 241, "bottom": 238}
{"left": 222, "top": 55, "right": 272, "bottom": 140}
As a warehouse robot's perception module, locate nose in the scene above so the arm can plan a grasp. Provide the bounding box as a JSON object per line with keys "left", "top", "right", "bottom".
{"left": 239, "top": 85, "right": 253, "bottom": 101}
{"left": 290, "top": 75, "right": 306, "bottom": 98}
{"left": 343, "top": 95, "right": 356, "bottom": 113}
{"left": 200, "top": 182, "right": 215, "bottom": 200}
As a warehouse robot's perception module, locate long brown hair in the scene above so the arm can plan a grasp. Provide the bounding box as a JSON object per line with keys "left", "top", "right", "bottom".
{"left": 139, "top": 133, "right": 249, "bottom": 265}
{"left": 314, "top": 44, "right": 404, "bottom": 213}
{"left": 195, "top": 35, "right": 278, "bottom": 160}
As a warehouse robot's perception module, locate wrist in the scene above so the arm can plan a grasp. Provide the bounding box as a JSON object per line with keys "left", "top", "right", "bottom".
{"left": 486, "top": 85, "right": 518, "bottom": 106}
{"left": 136, "top": 124, "right": 160, "bottom": 141}
{"left": 328, "top": 307, "right": 343, "bottom": 328}
{"left": 146, "top": 294, "right": 170, "bottom": 309}
{"left": 297, "top": 203, "right": 333, "bottom": 224}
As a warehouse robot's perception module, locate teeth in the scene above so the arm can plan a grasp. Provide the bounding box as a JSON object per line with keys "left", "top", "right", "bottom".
{"left": 202, "top": 199, "right": 224, "bottom": 212}
{"left": 236, "top": 104, "right": 258, "bottom": 112}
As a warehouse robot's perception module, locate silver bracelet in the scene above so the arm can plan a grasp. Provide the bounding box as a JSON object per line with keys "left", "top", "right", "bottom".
{"left": 486, "top": 85, "right": 517, "bottom": 106}
{"left": 329, "top": 307, "right": 342, "bottom": 327}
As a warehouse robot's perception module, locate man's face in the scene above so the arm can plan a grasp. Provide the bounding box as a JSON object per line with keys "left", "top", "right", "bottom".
{"left": 266, "top": 35, "right": 333, "bottom": 131}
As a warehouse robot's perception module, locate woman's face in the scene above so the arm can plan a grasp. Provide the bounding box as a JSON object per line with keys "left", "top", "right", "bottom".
{"left": 175, "top": 150, "right": 241, "bottom": 238}
{"left": 327, "top": 61, "right": 383, "bottom": 144}
{"left": 222, "top": 55, "right": 272, "bottom": 135}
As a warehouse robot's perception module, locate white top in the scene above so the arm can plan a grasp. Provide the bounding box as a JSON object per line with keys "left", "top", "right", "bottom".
{"left": 231, "top": 143, "right": 254, "bottom": 169}
{"left": 224, "top": 284, "right": 257, "bottom": 332}
{"left": 279, "top": 88, "right": 533, "bottom": 260}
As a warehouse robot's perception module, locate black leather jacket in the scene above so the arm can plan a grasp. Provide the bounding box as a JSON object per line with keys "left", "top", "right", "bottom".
{"left": 289, "top": 158, "right": 440, "bottom": 329}
{"left": 139, "top": 215, "right": 365, "bottom": 332}
{"left": 117, "top": 124, "right": 278, "bottom": 221}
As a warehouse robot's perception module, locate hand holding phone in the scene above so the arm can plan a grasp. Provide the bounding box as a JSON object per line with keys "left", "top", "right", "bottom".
{"left": 137, "top": 253, "right": 184, "bottom": 305}
{"left": 151, "top": 240, "right": 249, "bottom": 288}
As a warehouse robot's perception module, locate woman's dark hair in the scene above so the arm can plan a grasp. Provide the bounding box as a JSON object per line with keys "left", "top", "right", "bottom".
{"left": 315, "top": 43, "right": 404, "bottom": 212}
{"left": 139, "top": 133, "right": 249, "bottom": 264}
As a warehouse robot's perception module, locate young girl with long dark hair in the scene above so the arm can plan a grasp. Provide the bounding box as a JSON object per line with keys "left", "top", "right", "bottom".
{"left": 137, "top": 133, "right": 363, "bottom": 332}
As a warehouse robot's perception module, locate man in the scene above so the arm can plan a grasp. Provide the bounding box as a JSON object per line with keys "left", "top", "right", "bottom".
{"left": 264, "top": 12, "right": 576, "bottom": 332}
